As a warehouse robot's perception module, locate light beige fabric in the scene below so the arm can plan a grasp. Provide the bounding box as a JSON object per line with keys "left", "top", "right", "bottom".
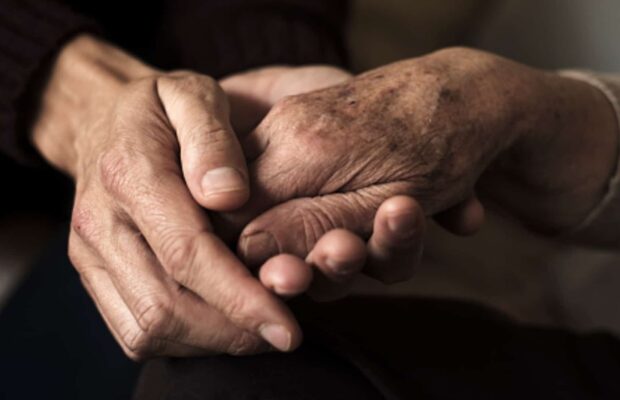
{"left": 559, "top": 71, "right": 620, "bottom": 247}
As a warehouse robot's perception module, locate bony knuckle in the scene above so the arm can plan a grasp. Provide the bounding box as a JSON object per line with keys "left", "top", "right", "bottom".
{"left": 177, "top": 72, "right": 214, "bottom": 87}
{"left": 70, "top": 204, "right": 100, "bottom": 245}
{"left": 97, "top": 150, "right": 132, "bottom": 196}
{"left": 135, "top": 296, "right": 172, "bottom": 339}
{"left": 296, "top": 206, "right": 334, "bottom": 252}
{"left": 271, "top": 95, "right": 300, "bottom": 116}
{"left": 160, "top": 73, "right": 220, "bottom": 98}
{"left": 161, "top": 234, "right": 199, "bottom": 281}
{"left": 122, "top": 327, "right": 155, "bottom": 361}
{"left": 123, "top": 349, "right": 144, "bottom": 362}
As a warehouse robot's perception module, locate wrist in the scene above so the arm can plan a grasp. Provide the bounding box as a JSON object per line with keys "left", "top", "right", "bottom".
{"left": 31, "top": 34, "right": 156, "bottom": 175}
{"left": 486, "top": 71, "right": 619, "bottom": 232}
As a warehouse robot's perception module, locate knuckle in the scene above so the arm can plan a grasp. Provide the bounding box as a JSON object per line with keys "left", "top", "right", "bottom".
{"left": 97, "top": 150, "right": 133, "bottom": 197}
{"left": 134, "top": 295, "right": 173, "bottom": 339}
{"left": 267, "top": 96, "right": 301, "bottom": 122}
{"left": 161, "top": 234, "right": 200, "bottom": 282}
{"left": 121, "top": 327, "right": 156, "bottom": 360}
{"left": 70, "top": 203, "right": 101, "bottom": 245}
{"left": 159, "top": 73, "right": 221, "bottom": 100}
{"left": 271, "top": 95, "right": 300, "bottom": 114}
{"left": 270, "top": 96, "right": 333, "bottom": 152}
{"left": 294, "top": 205, "right": 335, "bottom": 254}
{"left": 175, "top": 72, "right": 217, "bottom": 88}
{"left": 123, "top": 348, "right": 145, "bottom": 362}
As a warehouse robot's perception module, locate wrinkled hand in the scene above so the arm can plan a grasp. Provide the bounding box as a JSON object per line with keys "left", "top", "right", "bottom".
{"left": 33, "top": 36, "right": 302, "bottom": 359}
{"left": 227, "top": 47, "right": 617, "bottom": 290}
{"left": 217, "top": 66, "right": 439, "bottom": 300}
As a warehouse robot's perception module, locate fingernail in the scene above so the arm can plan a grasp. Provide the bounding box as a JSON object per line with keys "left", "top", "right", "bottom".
{"left": 259, "top": 324, "right": 292, "bottom": 351}
{"left": 240, "top": 232, "right": 278, "bottom": 267}
{"left": 201, "top": 167, "right": 246, "bottom": 198}
{"left": 387, "top": 212, "right": 418, "bottom": 239}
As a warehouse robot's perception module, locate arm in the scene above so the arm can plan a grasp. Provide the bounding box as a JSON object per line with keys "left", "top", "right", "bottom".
{"left": 226, "top": 48, "right": 620, "bottom": 293}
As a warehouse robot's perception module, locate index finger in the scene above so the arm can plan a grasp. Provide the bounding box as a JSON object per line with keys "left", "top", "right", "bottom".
{"left": 104, "top": 101, "right": 301, "bottom": 352}
{"left": 128, "top": 167, "right": 300, "bottom": 352}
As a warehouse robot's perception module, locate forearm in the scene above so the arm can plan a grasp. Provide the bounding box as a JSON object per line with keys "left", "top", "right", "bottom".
{"left": 31, "top": 35, "right": 155, "bottom": 175}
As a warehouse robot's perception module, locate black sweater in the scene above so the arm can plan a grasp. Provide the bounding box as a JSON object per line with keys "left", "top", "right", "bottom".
{"left": 0, "top": 0, "right": 348, "bottom": 162}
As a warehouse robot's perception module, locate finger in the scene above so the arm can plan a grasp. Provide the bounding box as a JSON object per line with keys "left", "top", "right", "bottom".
{"left": 258, "top": 230, "right": 367, "bottom": 300}
{"left": 237, "top": 184, "right": 407, "bottom": 267}
{"left": 98, "top": 223, "right": 268, "bottom": 355}
{"left": 158, "top": 74, "right": 249, "bottom": 211}
{"left": 82, "top": 267, "right": 208, "bottom": 360}
{"left": 258, "top": 254, "right": 313, "bottom": 298}
{"left": 68, "top": 234, "right": 205, "bottom": 360}
{"left": 305, "top": 229, "right": 367, "bottom": 301}
{"left": 365, "top": 196, "right": 426, "bottom": 284}
{"left": 101, "top": 147, "right": 302, "bottom": 352}
{"left": 434, "top": 194, "right": 485, "bottom": 236}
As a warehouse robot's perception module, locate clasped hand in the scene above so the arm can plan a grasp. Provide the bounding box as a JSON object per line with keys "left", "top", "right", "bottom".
{"left": 35, "top": 38, "right": 616, "bottom": 360}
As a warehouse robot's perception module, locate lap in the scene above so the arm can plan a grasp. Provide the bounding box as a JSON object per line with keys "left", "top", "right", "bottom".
{"left": 134, "top": 297, "right": 620, "bottom": 400}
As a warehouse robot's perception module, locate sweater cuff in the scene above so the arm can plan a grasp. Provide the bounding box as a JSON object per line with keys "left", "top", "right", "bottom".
{"left": 0, "top": 0, "right": 98, "bottom": 163}
{"left": 558, "top": 70, "right": 620, "bottom": 247}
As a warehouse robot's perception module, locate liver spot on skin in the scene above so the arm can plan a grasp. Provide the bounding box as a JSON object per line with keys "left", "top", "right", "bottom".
{"left": 439, "top": 87, "right": 462, "bottom": 103}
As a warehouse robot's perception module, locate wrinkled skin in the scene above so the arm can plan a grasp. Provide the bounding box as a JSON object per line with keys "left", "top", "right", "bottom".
{"left": 32, "top": 35, "right": 617, "bottom": 359}
{"left": 32, "top": 33, "right": 429, "bottom": 359}
{"left": 227, "top": 47, "right": 617, "bottom": 269}
{"left": 221, "top": 66, "right": 433, "bottom": 299}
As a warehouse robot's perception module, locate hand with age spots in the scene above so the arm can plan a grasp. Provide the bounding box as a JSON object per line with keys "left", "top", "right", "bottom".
{"left": 33, "top": 32, "right": 427, "bottom": 360}
{"left": 219, "top": 66, "right": 434, "bottom": 301}
{"left": 33, "top": 36, "right": 357, "bottom": 359}
{"left": 221, "top": 47, "right": 619, "bottom": 300}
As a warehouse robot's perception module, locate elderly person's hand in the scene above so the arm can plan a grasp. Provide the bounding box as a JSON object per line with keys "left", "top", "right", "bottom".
{"left": 219, "top": 66, "right": 435, "bottom": 301}
{"left": 224, "top": 48, "right": 618, "bottom": 298}
{"left": 31, "top": 35, "right": 307, "bottom": 359}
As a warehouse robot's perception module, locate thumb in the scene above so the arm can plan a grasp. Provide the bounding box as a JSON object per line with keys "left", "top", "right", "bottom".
{"left": 158, "top": 73, "right": 249, "bottom": 211}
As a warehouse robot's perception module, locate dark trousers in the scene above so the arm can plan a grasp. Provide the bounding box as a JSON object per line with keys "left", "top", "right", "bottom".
{"left": 3, "top": 229, "right": 620, "bottom": 400}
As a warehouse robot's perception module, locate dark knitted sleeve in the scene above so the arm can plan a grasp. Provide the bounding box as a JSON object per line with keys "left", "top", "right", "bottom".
{"left": 152, "top": 0, "right": 350, "bottom": 78}
{"left": 0, "top": 0, "right": 98, "bottom": 162}
{"left": 0, "top": 0, "right": 350, "bottom": 163}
